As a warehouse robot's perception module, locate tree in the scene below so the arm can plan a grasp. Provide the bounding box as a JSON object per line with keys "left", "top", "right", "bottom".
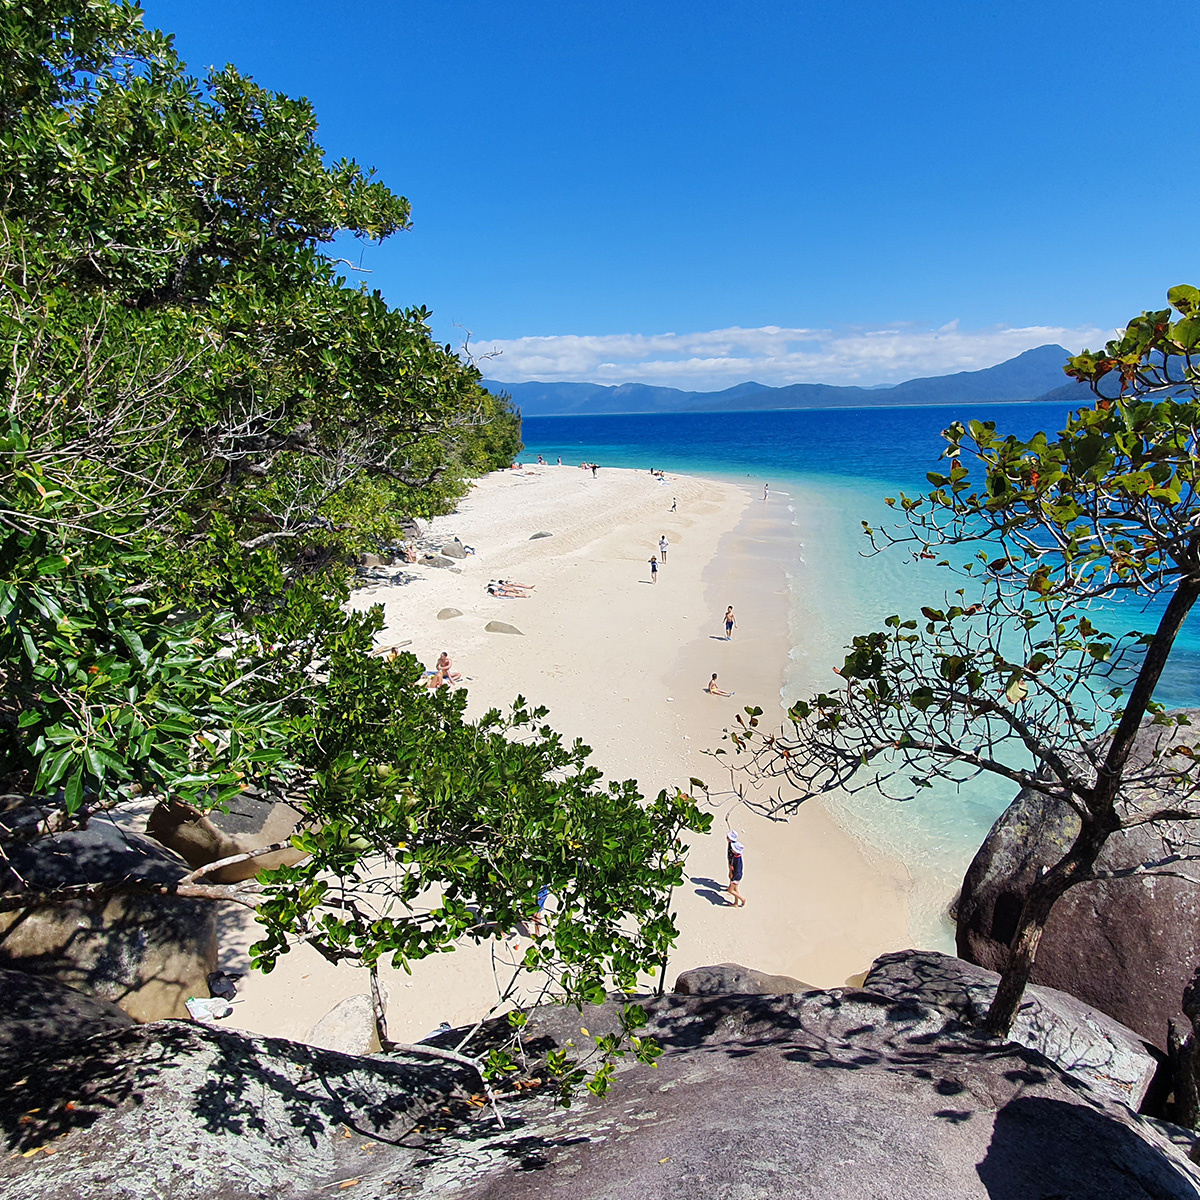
{"left": 725, "top": 285, "right": 1200, "bottom": 1037}
{"left": 0, "top": 0, "right": 706, "bottom": 1102}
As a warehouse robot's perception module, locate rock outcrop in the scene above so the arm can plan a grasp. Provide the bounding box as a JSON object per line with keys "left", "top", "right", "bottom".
{"left": 4, "top": 983, "right": 1199, "bottom": 1199}
{"left": 485, "top": 620, "right": 523, "bottom": 635}
{"left": 308, "top": 992, "right": 381, "bottom": 1056}
{"left": 0, "top": 824, "right": 218, "bottom": 1021}
{"left": 147, "top": 791, "right": 306, "bottom": 883}
{"left": 673, "top": 961, "right": 814, "bottom": 995}
{"left": 0, "top": 967, "right": 133, "bottom": 1055}
{"left": 0, "top": 1021, "right": 474, "bottom": 1199}
{"left": 864, "top": 948, "right": 1160, "bottom": 1109}
{"left": 956, "top": 711, "right": 1200, "bottom": 1050}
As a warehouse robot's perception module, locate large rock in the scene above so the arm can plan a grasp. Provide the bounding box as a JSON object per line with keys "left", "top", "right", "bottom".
{"left": 864, "top": 948, "right": 1160, "bottom": 1109}
{"left": 0, "top": 824, "right": 218, "bottom": 1021}
{"left": 0, "top": 967, "right": 133, "bottom": 1055}
{"left": 307, "top": 992, "right": 381, "bottom": 1056}
{"left": 673, "top": 961, "right": 814, "bottom": 996}
{"left": 0, "top": 1021, "right": 475, "bottom": 1200}
{"left": 484, "top": 620, "right": 523, "bottom": 635}
{"left": 147, "top": 791, "right": 306, "bottom": 883}
{"left": 6, "top": 991, "right": 1198, "bottom": 1199}
{"left": 440, "top": 541, "right": 469, "bottom": 558}
{"left": 957, "top": 710, "right": 1200, "bottom": 1050}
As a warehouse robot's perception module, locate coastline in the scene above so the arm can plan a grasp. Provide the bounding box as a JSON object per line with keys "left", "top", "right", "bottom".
{"left": 219, "top": 464, "right": 913, "bottom": 1047}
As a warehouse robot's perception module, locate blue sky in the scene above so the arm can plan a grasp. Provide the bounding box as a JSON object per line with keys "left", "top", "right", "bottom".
{"left": 145, "top": 0, "right": 1200, "bottom": 389}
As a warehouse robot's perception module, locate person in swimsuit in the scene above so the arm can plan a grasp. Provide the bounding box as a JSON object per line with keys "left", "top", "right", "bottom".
{"left": 706, "top": 673, "right": 731, "bottom": 696}
{"left": 724, "top": 606, "right": 737, "bottom": 640}
{"left": 436, "top": 651, "right": 462, "bottom": 683}
{"left": 726, "top": 831, "right": 746, "bottom": 906}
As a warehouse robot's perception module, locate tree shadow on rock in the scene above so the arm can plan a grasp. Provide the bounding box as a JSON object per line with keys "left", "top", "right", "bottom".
{"left": 977, "top": 1095, "right": 1199, "bottom": 1200}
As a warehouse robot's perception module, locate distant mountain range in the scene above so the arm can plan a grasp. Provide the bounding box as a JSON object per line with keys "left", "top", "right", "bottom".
{"left": 484, "top": 344, "right": 1094, "bottom": 417}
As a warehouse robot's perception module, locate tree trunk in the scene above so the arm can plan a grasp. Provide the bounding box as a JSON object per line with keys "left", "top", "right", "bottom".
{"left": 982, "top": 572, "right": 1200, "bottom": 1038}
{"left": 981, "top": 872, "right": 1068, "bottom": 1036}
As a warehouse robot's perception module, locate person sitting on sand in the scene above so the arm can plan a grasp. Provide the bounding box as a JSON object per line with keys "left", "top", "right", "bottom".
{"left": 401, "top": 543, "right": 418, "bottom": 564}
{"left": 436, "top": 651, "right": 462, "bottom": 683}
{"left": 706, "top": 673, "right": 732, "bottom": 696}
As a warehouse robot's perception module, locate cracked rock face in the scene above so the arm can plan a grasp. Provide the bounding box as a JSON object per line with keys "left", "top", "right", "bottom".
{"left": 5, "top": 982, "right": 1199, "bottom": 1200}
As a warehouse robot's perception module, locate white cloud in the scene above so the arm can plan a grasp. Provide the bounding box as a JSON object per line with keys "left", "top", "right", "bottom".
{"left": 473, "top": 321, "right": 1111, "bottom": 391}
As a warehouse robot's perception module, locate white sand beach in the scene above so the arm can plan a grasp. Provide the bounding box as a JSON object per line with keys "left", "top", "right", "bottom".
{"left": 220, "top": 464, "right": 913, "bottom": 1046}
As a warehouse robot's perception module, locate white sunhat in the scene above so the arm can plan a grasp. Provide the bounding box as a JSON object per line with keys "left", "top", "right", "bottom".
{"left": 727, "top": 830, "right": 739, "bottom": 841}
{"left": 732, "top": 842, "right": 745, "bottom": 854}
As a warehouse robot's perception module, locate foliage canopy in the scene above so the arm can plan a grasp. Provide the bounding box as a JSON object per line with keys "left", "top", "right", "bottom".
{"left": 1, "top": 1, "right": 707, "bottom": 1097}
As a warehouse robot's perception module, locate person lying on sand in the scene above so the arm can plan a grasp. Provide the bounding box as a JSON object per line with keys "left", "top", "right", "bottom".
{"left": 706, "top": 673, "right": 733, "bottom": 696}
{"left": 487, "top": 580, "right": 529, "bottom": 598}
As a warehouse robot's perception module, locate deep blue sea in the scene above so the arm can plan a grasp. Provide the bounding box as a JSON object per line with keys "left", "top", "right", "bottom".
{"left": 521, "top": 404, "right": 1200, "bottom": 941}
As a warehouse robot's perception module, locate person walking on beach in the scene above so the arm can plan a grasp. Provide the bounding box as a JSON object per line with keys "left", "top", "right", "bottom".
{"left": 649, "top": 554, "right": 658, "bottom": 583}
{"left": 670, "top": 496, "right": 677, "bottom": 512}
{"left": 763, "top": 482, "right": 770, "bottom": 502}
{"left": 724, "top": 606, "right": 737, "bottom": 640}
{"left": 591, "top": 463, "right": 598, "bottom": 478}
{"left": 659, "top": 534, "right": 669, "bottom": 562}
{"left": 726, "top": 831, "right": 746, "bottom": 907}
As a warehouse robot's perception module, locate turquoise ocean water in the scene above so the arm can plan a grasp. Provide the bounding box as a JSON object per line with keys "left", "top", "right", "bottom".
{"left": 520, "top": 405, "right": 1200, "bottom": 943}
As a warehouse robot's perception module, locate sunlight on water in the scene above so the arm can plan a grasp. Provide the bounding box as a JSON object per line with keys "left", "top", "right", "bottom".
{"left": 521, "top": 405, "right": 1200, "bottom": 947}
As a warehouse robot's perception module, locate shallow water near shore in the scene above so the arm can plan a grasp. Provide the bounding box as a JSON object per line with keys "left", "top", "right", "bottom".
{"left": 521, "top": 404, "right": 1200, "bottom": 948}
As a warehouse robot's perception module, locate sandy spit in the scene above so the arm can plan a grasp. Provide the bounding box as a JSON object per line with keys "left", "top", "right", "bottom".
{"left": 219, "top": 464, "right": 913, "bottom": 1046}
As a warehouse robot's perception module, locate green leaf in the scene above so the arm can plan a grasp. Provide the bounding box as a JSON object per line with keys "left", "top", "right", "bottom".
{"left": 1168, "top": 284, "right": 1200, "bottom": 316}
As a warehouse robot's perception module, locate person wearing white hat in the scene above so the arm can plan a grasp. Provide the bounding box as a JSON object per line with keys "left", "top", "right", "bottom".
{"left": 726, "top": 830, "right": 746, "bottom": 907}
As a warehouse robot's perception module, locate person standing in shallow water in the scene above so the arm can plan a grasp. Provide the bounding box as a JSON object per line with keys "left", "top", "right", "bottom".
{"left": 727, "top": 831, "right": 746, "bottom": 906}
